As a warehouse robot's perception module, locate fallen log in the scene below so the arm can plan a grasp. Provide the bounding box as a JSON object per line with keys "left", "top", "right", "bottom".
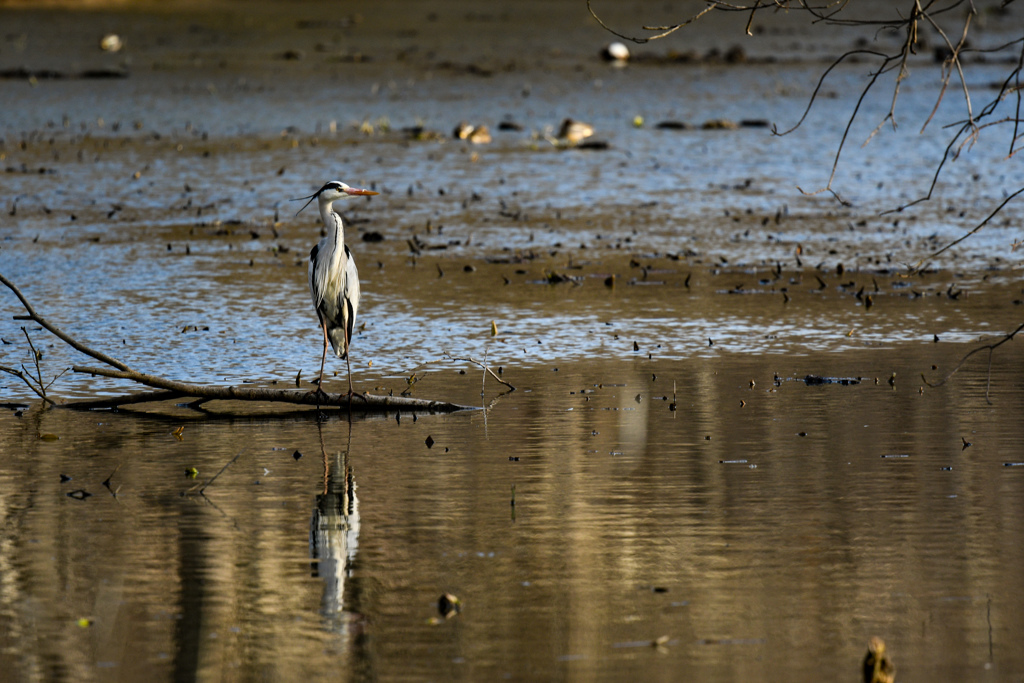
{"left": 1, "top": 272, "right": 481, "bottom": 414}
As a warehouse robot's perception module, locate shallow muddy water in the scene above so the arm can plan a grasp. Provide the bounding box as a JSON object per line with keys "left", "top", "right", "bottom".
{"left": 2, "top": 1, "right": 1024, "bottom": 681}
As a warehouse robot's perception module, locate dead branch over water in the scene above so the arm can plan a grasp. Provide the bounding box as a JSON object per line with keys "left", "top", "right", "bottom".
{"left": 0, "top": 272, "right": 477, "bottom": 413}
{"left": 588, "top": 0, "right": 1024, "bottom": 248}
{"left": 923, "top": 320, "right": 1024, "bottom": 404}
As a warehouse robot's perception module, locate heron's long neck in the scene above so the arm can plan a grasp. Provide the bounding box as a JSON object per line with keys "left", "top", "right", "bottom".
{"left": 319, "top": 200, "right": 346, "bottom": 248}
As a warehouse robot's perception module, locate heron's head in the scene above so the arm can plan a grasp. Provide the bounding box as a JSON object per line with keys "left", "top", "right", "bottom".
{"left": 292, "top": 180, "right": 379, "bottom": 216}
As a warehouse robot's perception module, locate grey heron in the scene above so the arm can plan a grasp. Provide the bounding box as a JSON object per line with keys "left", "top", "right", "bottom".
{"left": 293, "top": 180, "right": 379, "bottom": 397}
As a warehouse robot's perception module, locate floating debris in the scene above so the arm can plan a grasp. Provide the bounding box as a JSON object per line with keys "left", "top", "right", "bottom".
{"left": 702, "top": 118, "right": 739, "bottom": 130}
{"left": 863, "top": 636, "right": 896, "bottom": 683}
{"left": 557, "top": 118, "right": 594, "bottom": 145}
{"left": 803, "top": 375, "right": 861, "bottom": 385}
{"left": 100, "top": 34, "right": 123, "bottom": 53}
{"left": 453, "top": 122, "right": 491, "bottom": 144}
{"left": 438, "top": 593, "right": 461, "bottom": 618}
{"left": 655, "top": 120, "right": 693, "bottom": 130}
{"left": 402, "top": 125, "right": 445, "bottom": 141}
{"left": 601, "top": 41, "right": 630, "bottom": 62}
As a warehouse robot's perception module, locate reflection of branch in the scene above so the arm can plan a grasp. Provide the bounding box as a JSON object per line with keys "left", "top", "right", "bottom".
{"left": 922, "top": 322, "right": 1024, "bottom": 404}
{"left": 1, "top": 272, "right": 477, "bottom": 413}
{"left": 186, "top": 448, "right": 246, "bottom": 495}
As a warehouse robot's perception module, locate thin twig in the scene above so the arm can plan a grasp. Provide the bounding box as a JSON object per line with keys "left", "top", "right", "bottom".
{"left": 1, "top": 272, "right": 131, "bottom": 372}
{"left": 404, "top": 353, "right": 517, "bottom": 391}
{"left": 0, "top": 364, "right": 55, "bottom": 405}
{"left": 907, "top": 186, "right": 1024, "bottom": 272}
{"left": 586, "top": 0, "right": 716, "bottom": 43}
{"left": 922, "top": 321, "right": 1024, "bottom": 404}
{"left": 446, "top": 353, "right": 516, "bottom": 391}
{"left": 21, "top": 327, "right": 45, "bottom": 392}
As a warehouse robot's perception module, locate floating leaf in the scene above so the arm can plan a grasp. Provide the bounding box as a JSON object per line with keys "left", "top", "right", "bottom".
{"left": 438, "top": 593, "right": 461, "bottom": 618}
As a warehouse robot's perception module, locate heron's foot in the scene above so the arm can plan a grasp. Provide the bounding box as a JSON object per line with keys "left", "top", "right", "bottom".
{"left": 346, "top": 390, "right": 369, "bottom": 404}
{"left": 306, "top": 385, "right": 331, "bottom": 403}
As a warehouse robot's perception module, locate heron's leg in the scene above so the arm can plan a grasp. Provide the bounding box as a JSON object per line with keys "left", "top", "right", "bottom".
{"left": 342, "top": 328, "right": 368, "bottom": 407}
{"left": 314, "top": 317, "right": 330, "bottom": 401}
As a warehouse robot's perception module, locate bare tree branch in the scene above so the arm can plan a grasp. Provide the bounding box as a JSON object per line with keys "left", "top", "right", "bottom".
{"left": 0, "top": 363, "right": 56, "bottom": 405}
{"left": 907, "top": 185, "right": 1024, "bottom": 272}
{"left": 922, "top": 321, "right": 1024, "bottom": 404}
{"left": 1, "top": 272, "right": 131, "bottom": 372}
{"left": 589, "top": 0, "right": 1023, "bottom": 257}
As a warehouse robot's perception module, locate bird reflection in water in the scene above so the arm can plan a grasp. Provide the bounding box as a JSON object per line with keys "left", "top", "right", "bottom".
{"left": 310, "top": 424, "right": 361, "bottom": 634}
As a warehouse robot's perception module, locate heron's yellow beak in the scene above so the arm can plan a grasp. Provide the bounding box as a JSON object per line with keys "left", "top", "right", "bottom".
{"left": 345, "top": 188, "right": 379, "bottom": 196}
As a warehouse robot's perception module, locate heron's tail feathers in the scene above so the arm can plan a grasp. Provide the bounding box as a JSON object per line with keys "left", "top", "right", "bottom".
{"left": 327, "top": 327, "right": 349, "bottom": 359}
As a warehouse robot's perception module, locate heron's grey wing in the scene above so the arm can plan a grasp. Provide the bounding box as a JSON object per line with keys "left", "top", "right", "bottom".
{"left": 309, "top": 239, "right": 328, "bottom": 313}
{"left": 342, "top": 246, "right": 360, "bottom": 347}
{"left": 343, "top": 246, "right": 360, "bottom": 321}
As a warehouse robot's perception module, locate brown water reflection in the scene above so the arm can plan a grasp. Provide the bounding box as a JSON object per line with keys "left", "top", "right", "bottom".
{"left": 3, "top": 348, "right": 1024, "bottom": 681}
